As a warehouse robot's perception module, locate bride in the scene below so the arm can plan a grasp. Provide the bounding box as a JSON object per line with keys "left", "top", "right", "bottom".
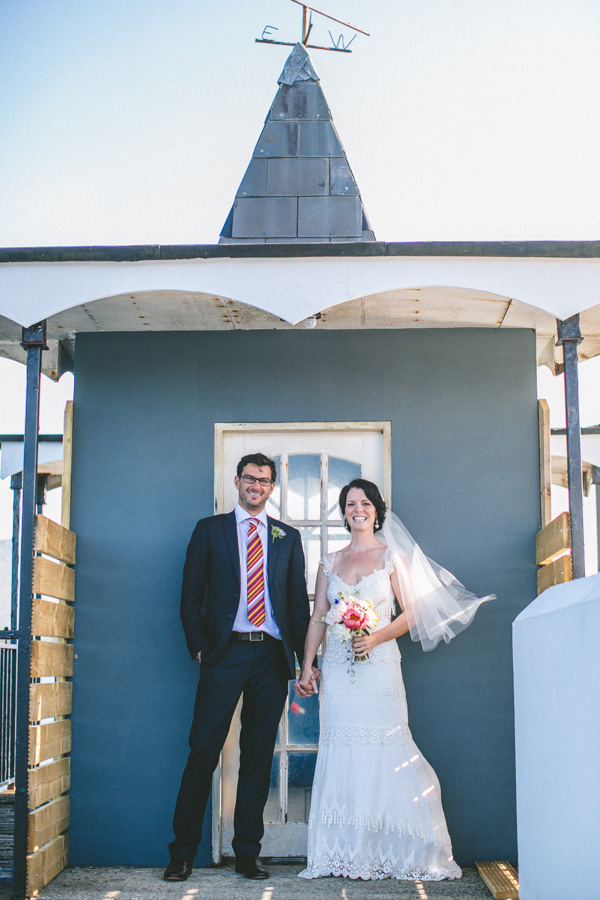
{"left": 295, "top": 478, "right": 493, "bottom": 881}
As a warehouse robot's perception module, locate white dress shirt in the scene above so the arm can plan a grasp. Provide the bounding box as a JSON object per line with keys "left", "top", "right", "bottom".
{"left": 233, "top": 504, "right": 282, "bottom": 640}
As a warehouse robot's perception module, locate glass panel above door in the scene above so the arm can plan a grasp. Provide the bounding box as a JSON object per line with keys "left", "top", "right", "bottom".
{"left": 288, "top": 454, "right": 321, "bottom": 521}
{"left": 328, "top": 457, "right": 361, "bottom": 521}
{"left": 266, "top": 456, "right": 281, "bottom": 519}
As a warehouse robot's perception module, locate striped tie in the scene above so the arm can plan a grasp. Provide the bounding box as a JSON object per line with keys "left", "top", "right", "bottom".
{"left": 246, "top": 518, "right": 266, "bottom": 627}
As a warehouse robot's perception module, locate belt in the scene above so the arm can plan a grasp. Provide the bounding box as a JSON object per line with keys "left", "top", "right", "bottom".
{"left": 231, "top": 631, "right": 268, "bottom": 642}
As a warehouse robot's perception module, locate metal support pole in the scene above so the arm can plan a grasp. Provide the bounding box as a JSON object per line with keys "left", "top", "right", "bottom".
{"left": 592, "top": 466, "right": 600, "bottom": 575}
{"left": 556, "top": 314, "right": 585, "bottom": 579}
{"left": 12, "top": 322, "right": 46, "bottom": 900}
{"left": 10, "top": 473, "right": 22, "bottom": 634}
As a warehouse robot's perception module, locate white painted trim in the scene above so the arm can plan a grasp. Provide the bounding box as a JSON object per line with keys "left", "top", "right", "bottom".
{"left": 2, "top": 255, "right": 600, "bottom": 328}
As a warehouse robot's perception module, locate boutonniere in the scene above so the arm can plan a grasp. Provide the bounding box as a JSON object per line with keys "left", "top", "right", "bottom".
{"left": 271, "top": 525, "right": 286, "bottom": 543}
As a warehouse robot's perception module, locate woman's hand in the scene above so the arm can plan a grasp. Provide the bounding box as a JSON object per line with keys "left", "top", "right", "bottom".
{"left": 294, "top": 667, "right": 321, "bottom": 697}
{"left": 352, "top": 631, "right": 379, "bottom": 657}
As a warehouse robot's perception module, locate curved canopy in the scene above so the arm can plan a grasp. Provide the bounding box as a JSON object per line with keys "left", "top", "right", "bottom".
{"left": 2, "top": 244, "right": 600, "bottom": 377}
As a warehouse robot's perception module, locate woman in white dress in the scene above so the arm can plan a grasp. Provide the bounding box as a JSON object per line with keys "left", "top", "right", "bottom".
{"left": 295, "top": 478, "right": 492, "bottom": 881}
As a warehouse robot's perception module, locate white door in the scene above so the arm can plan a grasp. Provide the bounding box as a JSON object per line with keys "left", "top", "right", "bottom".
{"left": 213, "top": 422, "right": 391, "bottom": 860}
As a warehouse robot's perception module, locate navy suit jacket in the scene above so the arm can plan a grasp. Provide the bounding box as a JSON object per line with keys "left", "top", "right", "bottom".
{"left": 180, "top": 510, "right": 310, "bottom": 678}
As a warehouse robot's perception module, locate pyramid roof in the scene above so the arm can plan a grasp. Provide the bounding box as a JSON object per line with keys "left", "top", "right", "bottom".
{"left": 220, "top": 43, "right": 375, "bottom": 243}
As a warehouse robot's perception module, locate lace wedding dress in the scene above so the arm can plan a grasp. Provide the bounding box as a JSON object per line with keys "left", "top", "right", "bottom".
{"left": 299, "top": 549, "right": 462, "bottom": 881}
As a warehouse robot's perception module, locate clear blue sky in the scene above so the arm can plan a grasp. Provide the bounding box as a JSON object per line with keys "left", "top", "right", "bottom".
{"left": 1, "top": 0, "right": 600, "bottom": 246}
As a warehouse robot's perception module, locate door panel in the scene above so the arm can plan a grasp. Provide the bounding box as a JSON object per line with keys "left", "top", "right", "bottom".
{"left": 213, "top": 423, "right": 390, "bottom": 859}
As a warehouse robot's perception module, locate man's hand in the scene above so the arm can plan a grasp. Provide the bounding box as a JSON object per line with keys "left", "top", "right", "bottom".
{"left": 294, "top": 667, "right": 321, "bottom": 697}
{"left": 197, "top": 651, "right": 201, "bottom": 663}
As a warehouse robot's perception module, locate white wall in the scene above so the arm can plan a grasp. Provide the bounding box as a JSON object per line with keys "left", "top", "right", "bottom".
{"left": 513, "top": 574, "right": 600, "bottom": 900}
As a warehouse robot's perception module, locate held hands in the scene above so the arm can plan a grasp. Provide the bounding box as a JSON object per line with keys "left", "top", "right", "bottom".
{"left": 294, "top": 666, "right": 321, "bottom": 697}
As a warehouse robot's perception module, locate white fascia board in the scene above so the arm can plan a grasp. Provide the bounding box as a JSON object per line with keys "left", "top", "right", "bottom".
{"left": 1, "top": 255, "right": 600, "bottom": 328}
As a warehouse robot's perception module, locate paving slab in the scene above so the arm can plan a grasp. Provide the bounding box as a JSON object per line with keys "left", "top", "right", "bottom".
{"left": 35, "top": 863, "right": 493, "bottom": 900}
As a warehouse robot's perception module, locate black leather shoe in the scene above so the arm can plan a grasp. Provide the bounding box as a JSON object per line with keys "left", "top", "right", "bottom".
{"left": 164, "top": 858, "right": 193, "bottom": 881}
{"left": 235, "top": 856, "right": 269, "bottom": 879}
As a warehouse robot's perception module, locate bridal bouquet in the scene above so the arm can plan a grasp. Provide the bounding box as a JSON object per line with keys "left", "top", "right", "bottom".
{"left": 321, "top": 591, "right": 379, "bottom": 673}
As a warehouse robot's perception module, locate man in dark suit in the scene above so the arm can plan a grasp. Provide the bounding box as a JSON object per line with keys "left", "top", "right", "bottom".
{"left": 164, "top": 452, "right": 311, "bottom": 882}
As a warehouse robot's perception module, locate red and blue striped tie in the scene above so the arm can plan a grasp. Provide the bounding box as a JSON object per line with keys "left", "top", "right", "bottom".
{"left": 246, "top": 518, "right": 266, "bottom": 627}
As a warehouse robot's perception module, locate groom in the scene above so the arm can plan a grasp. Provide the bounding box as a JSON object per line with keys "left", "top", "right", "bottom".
{"left": 164, "top": 453, "right": 311, "bottom": 882}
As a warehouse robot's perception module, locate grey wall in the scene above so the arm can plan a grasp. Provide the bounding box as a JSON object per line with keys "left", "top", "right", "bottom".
{"left": 69, "top": 328, "right": 539, "bottom": 866}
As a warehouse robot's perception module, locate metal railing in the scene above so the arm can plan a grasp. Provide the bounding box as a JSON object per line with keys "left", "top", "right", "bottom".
{"left": 0, "top": 640, "right": 17, "bottom": 791}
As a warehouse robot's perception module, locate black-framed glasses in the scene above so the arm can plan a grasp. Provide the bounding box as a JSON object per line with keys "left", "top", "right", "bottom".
{"left": 241, "top": 474, "right": 274, "bottom": 486}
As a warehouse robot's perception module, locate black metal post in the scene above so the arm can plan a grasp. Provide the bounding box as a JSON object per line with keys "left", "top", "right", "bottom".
{"left": 10, "top": 473, "right": 22, "bottom": 634}
{"left": 556, "top": 314, "right": 585, "bottom": 579}
{"left": 12, "top": 322, "right": 47, "bottom": 900}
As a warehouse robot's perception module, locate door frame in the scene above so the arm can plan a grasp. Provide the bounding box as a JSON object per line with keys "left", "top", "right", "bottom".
{"left": 211, "top": 421, "right": 392, "bottom": 862}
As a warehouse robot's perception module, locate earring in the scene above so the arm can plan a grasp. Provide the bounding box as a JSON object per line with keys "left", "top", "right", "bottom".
{"left": 375, "top": 518, "right": 379, "bottom": 529}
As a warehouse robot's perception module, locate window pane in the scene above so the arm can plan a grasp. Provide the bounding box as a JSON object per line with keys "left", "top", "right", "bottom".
{"left": 327, "top": 525, "right": 349, "bottom": 555}
{"left": 288, "top": 683, "right": 320, "bottom": 747}
{"left": 327, "top": 457, "right": 361, "bottom": 520}
{"left": 263, "top": 753, "right": 282, "bottom": 824}
{"left": 287, "top": 752, "right": 317, "bottom": 823}
{"left": 298, "top": 526, "right": 321, "bottom": 592}
{"left": 266, "top": 456, "right": 281, "bottom": 519}
{"left": 288, "top": 454, "right": 321, "bottom": 521}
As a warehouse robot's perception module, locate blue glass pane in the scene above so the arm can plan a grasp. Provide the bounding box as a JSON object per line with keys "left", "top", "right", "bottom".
{"left": 287, "top": 752, "right": 317, "bottom": 823}
{"left": 288, "top": 682, "right": 320, "bottom": 747}
{"left": 328, "top": 457, "right": 361, "bottom": 520}
{"left": 288, "top": 454, "right": 321, "bottom": 521}
{"left": 263, "top": 753, "right": 281, "bottom": 824}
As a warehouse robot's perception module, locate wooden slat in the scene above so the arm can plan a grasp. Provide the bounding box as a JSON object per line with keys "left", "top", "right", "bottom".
{"left": 538, "top": 399, "right": 552, "bottom": 528}
{"left": 27, "top": 832, "right": 69, "bottom": 897}
{"left": 29, "top": 757, "right": 71, "bottom": 810}
{"left": 31, "top": 597, "right": 75, "bottom": 639}
{"left": 32, "top": 557, "right": 75, "bottom": 602}
{"left": 27, "top": 795, "right": 69, "bottom": 853}
{"left": 30, "top": 641, "right": 73, "bottom": 678}
{"left": 62, "top": 401, "right": 73, "bottom": 529}
{"left": 29, "top": 719, "right": 71, "bottom": 766}
{"left": 34, "top": 514, "right": 76, "bottom": 565}
{"left": 476, "top": 860, "right": 519, "bottom": 899}
{"left": 537, "top": 553, "right": 573, "bottom": 595}
{"left": 30, "top": 682, "right": 73, "bottom": 722}
{"left": 536, "top": 511, "right": 571, "bottom": 565}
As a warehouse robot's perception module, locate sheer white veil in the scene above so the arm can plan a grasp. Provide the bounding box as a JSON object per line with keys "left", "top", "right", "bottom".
{"left": 376, "top": 511, "right": 494, "bottom": 651}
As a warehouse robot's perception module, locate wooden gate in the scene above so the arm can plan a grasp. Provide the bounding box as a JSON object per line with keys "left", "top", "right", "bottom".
{"left": 25, "top": 514, "right": 76, "bottom": 896}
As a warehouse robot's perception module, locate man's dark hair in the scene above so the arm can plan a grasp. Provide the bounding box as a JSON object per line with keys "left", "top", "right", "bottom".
{"left": 237, "top": 453, "right": 277, "bottom": 483}
{"left": 339, "top": 478, "right": 386, "bottom": 533}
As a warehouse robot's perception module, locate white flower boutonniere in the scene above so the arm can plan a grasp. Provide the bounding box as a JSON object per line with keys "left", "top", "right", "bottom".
{"left": 271, "top": 525, "right": 286, "bottom": 543}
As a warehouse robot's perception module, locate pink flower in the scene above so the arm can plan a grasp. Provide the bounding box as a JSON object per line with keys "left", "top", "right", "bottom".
{"left": 342, "top": 606, "right": 367, "bottom": 630}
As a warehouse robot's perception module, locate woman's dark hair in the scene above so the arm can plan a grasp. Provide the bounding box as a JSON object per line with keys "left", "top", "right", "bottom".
{"left": 237, "top": 452, "right": 277, "bottom": 483}
{"left": 339, "top": 478, "right": 386, "bottom": 533}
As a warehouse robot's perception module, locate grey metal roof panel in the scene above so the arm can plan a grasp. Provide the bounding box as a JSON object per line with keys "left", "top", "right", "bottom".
{"left": 330, "top": 159, "right": 358, "bottom": 196}
{"left": 232, "top": 197, "right": 298, "bottom": 238}
{"left": 267, "top": 158, "right": 328, "bottom": 196}
{"left": 253, "top": 122, "right": 299, "bottom": 158}
{"left": 269, "top": 82, "right": 330, "bottom": 121}
{"left": 298, "top": 196, "right": 361, "bottom": 238}
{"left": 238, "top": 159, "right": 267, "bottom": 197}
{"left": 298, "top": 121, "right": 343, "bottom": 158}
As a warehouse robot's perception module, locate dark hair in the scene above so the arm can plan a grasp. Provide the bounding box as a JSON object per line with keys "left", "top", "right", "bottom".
{"left": 339, "top": 478, "right": 386, "bottom": 533}
{"left": 237, "top": 453, "right": 277, "bottom": 483}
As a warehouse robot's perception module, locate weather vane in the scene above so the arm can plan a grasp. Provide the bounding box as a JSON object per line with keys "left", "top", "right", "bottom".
{"left": 256, "top": 0, "right": 369, "bottom": 53}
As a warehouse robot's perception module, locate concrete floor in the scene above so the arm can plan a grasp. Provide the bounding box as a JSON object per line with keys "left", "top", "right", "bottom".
{"left": 32, "top": 863, "right": 494, "bottom": 900}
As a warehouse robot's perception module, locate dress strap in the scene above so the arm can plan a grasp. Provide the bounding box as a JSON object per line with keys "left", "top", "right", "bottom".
{"left": 319, "top": 552, "right": 335, "bottom": 577}
{"left": 384, "top": 547, "right": 396, "bottom": 575}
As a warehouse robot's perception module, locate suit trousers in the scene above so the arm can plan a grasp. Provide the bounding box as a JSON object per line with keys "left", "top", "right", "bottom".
{"left": 169, "top": 634, "right": 290, "bottom": 861}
